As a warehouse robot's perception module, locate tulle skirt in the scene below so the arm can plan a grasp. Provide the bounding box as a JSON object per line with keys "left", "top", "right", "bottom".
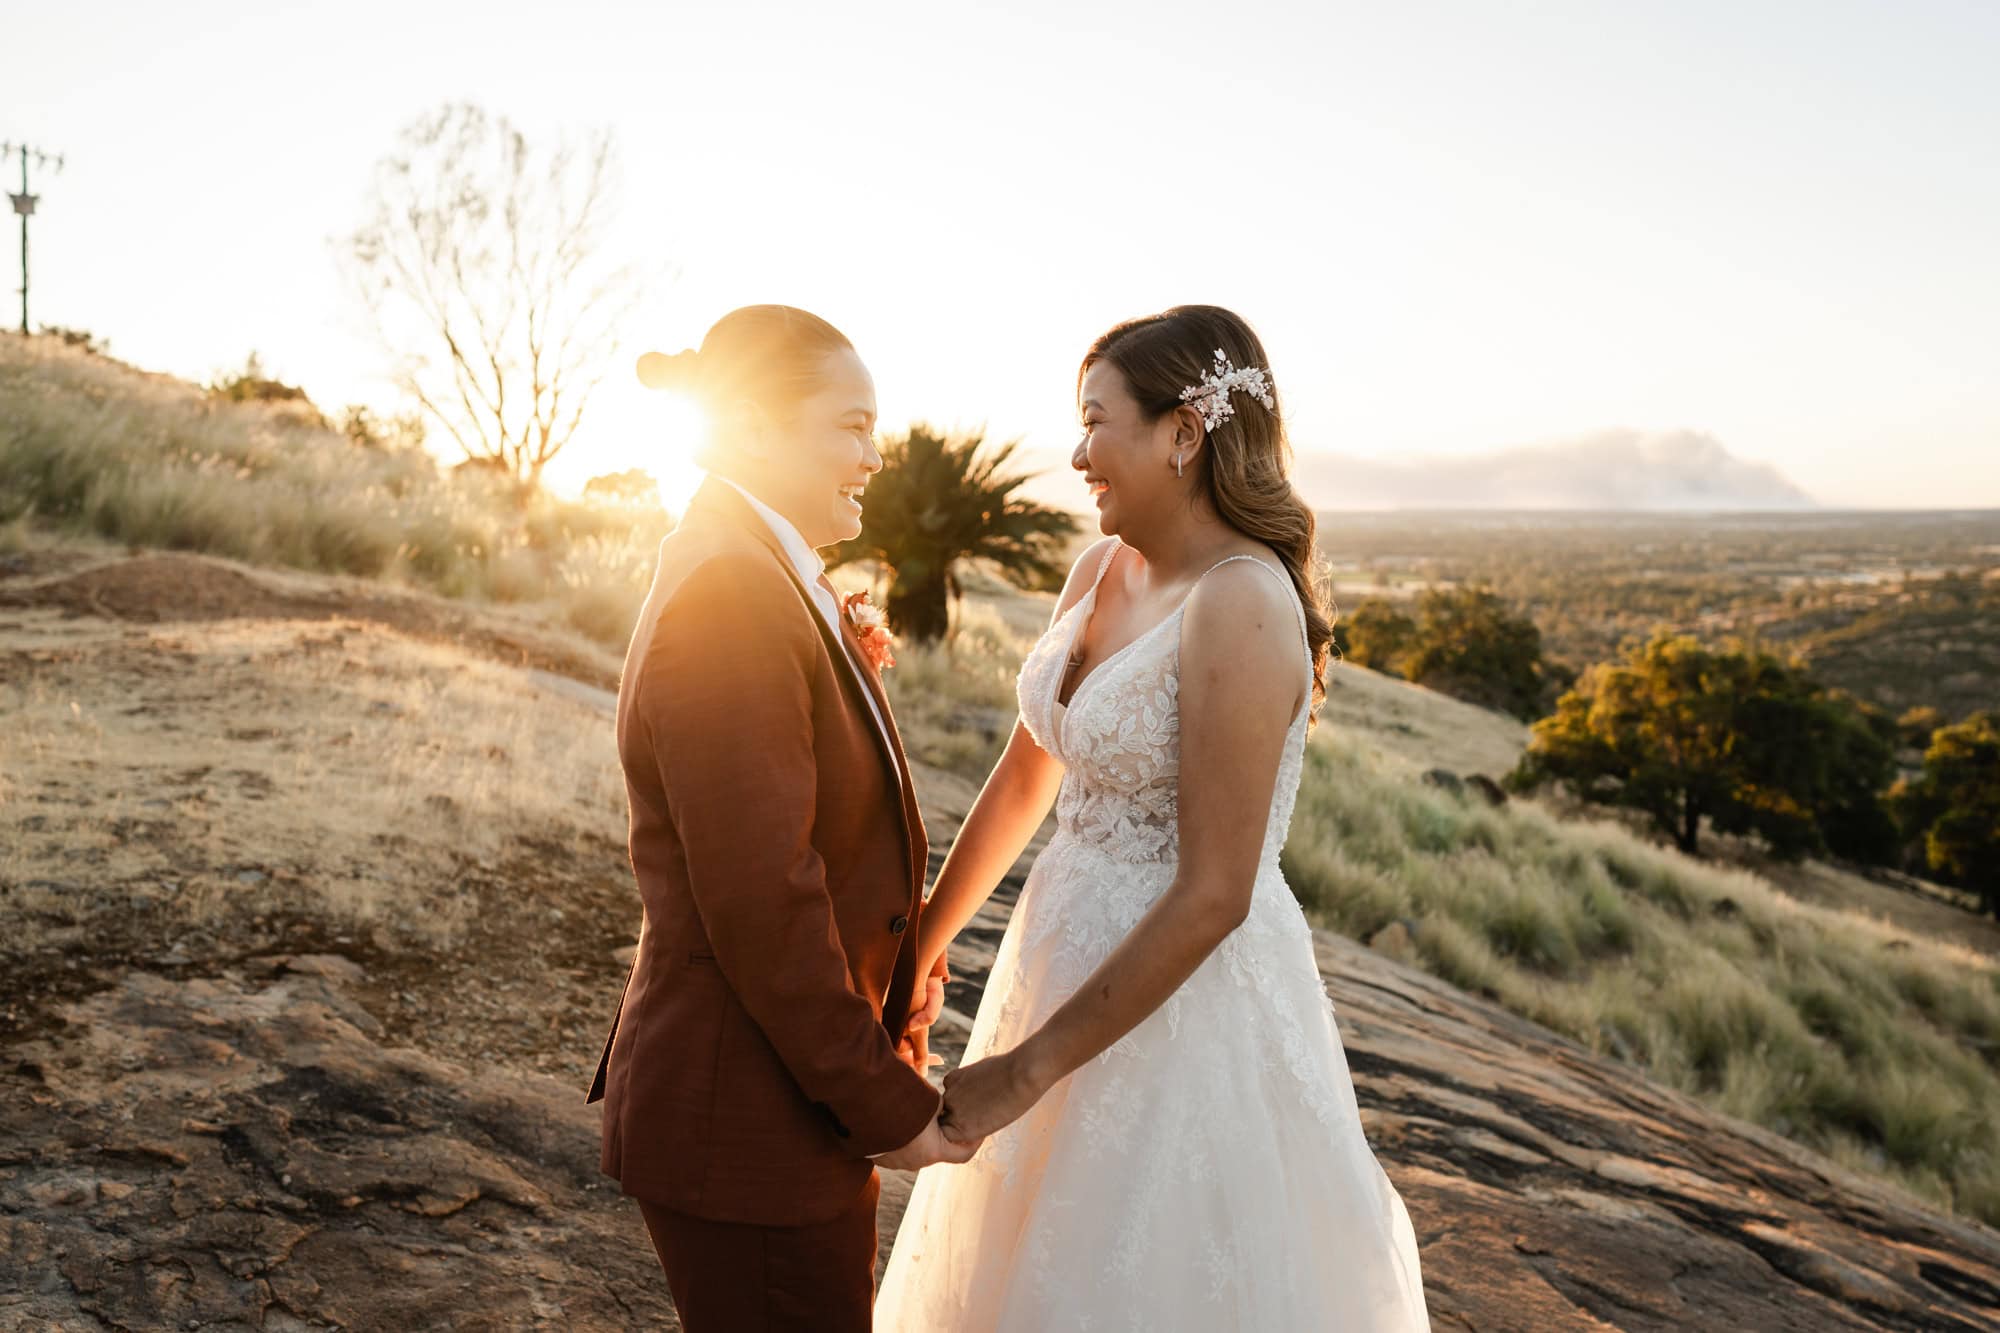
{"left": 875, "top": 838, "right": 1430, "bottom": 1331}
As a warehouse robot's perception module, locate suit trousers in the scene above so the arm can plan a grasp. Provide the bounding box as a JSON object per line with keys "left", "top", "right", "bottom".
{"left": 639, "top": 1172, "right": 881, "bottom": 1332}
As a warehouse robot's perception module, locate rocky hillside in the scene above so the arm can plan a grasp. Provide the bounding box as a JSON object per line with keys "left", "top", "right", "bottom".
{"left": 3, "top": 547, "right": 1999, "bottom": 1330}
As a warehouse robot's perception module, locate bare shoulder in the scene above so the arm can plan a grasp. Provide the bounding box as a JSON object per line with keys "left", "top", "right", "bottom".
{"left": 1185, "top": 550, "right": 1295, "bottom": 630}
{"left": 1181, "top": 554, "right": 1303, "bottom": 700}
{"left": 1051, "top": 535, "right": 1122, "bottom": 620}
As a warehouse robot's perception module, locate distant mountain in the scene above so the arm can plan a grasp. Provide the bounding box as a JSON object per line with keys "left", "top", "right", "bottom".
{"left": 1289, "top": 429, "right": 1816, "bottom": 511}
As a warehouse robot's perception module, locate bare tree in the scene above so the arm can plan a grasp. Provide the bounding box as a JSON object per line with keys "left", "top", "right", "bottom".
{"left": 343, "top": 103, "right": 638, "bottom": 490}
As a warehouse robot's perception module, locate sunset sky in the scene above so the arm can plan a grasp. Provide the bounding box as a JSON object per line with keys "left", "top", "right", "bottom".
{"left": 10, "top": 0, "right": 1998, "bottom": 511}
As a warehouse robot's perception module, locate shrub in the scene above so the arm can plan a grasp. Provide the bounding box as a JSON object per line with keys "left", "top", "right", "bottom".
{"left": 1338, "top": 588, "right": 1555, "bottom": 721}
{"left": 1511, "top": 632, "right": 1898, "bottom": 861}
{"left": 1892, "top": 712, "right": 2000, "bottom": 914}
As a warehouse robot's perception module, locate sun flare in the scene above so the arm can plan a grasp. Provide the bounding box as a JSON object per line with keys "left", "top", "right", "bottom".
{"left": 552, "top": 376, "right": 712, "bottom": 514}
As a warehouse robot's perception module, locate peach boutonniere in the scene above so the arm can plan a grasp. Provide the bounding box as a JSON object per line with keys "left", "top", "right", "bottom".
{"left": 842, "top": 591, "right": 897, "bottom": 672}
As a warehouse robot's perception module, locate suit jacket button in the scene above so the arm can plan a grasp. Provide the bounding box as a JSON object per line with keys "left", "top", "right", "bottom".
{"left": 889, "top": 915, "right": 909, "bottom": 935}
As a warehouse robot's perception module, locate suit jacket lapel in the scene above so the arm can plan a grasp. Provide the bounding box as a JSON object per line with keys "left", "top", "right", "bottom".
{"left": 828, "top": 598, "right": 900, "bottom": 762}
{"left": 684, "top": 480, "right": 923, "bottom": 887}
{"left": 827, "top": 601, "right": 927, "bottom": 892}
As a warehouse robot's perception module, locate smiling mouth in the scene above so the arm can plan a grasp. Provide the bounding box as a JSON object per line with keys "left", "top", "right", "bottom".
{"left": 1086, "top": 478, "right": 1109, "bottom": 497}
{"left": 838, "top": 485, "right": 866, "bottom": 506}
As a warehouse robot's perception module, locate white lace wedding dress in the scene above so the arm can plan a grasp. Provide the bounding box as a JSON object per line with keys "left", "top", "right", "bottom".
{"left": 876, "top": 543, "right": 1430, "bottom": 1331}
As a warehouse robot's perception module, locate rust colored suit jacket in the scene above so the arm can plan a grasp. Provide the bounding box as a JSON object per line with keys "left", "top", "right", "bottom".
{"left": 587, "top": 478, "right": 939, "bottom": 1227}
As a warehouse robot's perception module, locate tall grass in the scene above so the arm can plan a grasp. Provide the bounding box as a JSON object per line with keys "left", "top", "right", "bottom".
{"left": 877, "top": 594, "right": 1039, "bottom": 774}
{"left": 0, "top": 333, "right": 665, "bottom": 647}
{"left": 1283, "top": 733, "right": 2000, "bottom": 1225}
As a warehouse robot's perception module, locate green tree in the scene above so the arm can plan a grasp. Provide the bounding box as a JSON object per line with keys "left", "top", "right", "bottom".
{"left": 1510, "top": 632, "right": 1896, "bottom": 859}
{"left": 1891, "top": 711, "right": 2000, "bottom": 914}
{"left": 828, "top": 424, "right": 1077, "bottom": 643}
{"left": 1338, "top": 598, "right": 1417, "bottom": 674}
{"left": 1809, "top": 700, "right": 1904, "bottom": 866}
{"left": 1338, "top": 588, "right": 1554, "bottom": 721}
{"left": 1403, "top": 586, "right": 1551, "bottom": 721}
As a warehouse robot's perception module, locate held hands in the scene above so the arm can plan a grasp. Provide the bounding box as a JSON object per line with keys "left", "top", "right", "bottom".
{"left": 895, "top": 1023, "right": 947, "bottom": 1076}
{"left": 895, "top": 950, "right": 950, "bottom": 1074}
{"left": 880, "top": 950, "right": 954, "bottom": 1168}
{"left": 873, "top": 1112, "right": 981, "bottom": 1171}
{"left": 939, "top": 1050, "right": 1046, "bottom": 1145}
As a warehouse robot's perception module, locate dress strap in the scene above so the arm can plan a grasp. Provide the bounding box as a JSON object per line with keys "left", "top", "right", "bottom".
{"left": 1192, "top": 554, "right": 1311, "bottom": 658}
{"left": 1088, "top": 537, "right": 1122, "bottom": 591}
{"left": 1052, "top": 537, "right": 1125, "bottom": 642}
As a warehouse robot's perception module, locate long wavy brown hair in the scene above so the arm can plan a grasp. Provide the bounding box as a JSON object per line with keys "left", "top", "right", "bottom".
{"left": 1080, "top": 305, "right": 1336, "bottom": 720}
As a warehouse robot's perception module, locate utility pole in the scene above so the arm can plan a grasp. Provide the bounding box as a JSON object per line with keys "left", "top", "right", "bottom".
{"left": 1, "top": 142, "right": 64, "bottom": 335}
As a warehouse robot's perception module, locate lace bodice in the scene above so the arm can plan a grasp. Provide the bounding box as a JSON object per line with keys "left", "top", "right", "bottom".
{"left": 1016, "top": 539, "right": 1311, "bottom": 870}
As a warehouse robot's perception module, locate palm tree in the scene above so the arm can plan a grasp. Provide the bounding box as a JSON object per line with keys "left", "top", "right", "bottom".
{"left": 828, "top": 424, "right": 1079, "bottom": 643}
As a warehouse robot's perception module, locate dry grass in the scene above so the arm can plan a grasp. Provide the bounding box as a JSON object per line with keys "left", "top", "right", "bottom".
{"left": 0, "top": 608, "right": 624, "bottom": 956}
{"left": 1281, "top": 731, "right": 2000, "bottom": 1226}
{"left": 0, "top": 332, "right": 666, "bottom": 649}
{"left": 1319, "top": 657, "right": 1532, "bottom": 780}
{"left": 876, "top": 593, "right": 1043, "bottom": 776}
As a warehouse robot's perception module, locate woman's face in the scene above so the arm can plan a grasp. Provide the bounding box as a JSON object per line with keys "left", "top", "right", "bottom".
{"left": 1071, "top": 360, "right": 1182, "bottom": 538}
{"left": 750, "top": 347, "right": 883, "bottom": 549}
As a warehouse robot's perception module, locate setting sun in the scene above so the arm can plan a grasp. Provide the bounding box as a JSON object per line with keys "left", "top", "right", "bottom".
{"left": 551, "top": 370, "right": 712, "bottom": 513}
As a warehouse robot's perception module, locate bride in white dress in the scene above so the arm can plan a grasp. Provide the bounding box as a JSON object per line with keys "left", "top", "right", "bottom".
{"left": 875, "top": 306, "right": 1429, "bottom": 1330}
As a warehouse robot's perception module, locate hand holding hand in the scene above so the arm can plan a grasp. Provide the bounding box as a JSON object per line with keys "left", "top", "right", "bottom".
{"left": 873, "top": 1112, "right": 981, "bottom": 1172}
{"left": 894, "top": 950, "right": 949, "bottom": 1074}
{"left": 906, "top": 950, "right": 949, "bottom": 1040}
{"left": 895, "top": 1027, "right": 943, "bottom": 1075}
{"left": 939, "top": 1051, "right": 1045, "bottom": 1144}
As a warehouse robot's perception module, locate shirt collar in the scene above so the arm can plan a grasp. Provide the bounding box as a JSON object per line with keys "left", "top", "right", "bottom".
{"left": 714, "top": 475, "right": 826, "bottom": 584}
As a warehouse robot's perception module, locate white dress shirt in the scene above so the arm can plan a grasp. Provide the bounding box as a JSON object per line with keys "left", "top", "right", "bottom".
{"left": 715, "top": 477, "right": 901, "bottom": 781}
